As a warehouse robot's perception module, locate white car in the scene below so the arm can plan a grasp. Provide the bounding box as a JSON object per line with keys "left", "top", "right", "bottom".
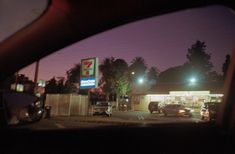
{"left": 200, "top": 102, "right": 220, "bottom": 121}
{"left": 92, "top": 101, "right": 112, "bottom": 117}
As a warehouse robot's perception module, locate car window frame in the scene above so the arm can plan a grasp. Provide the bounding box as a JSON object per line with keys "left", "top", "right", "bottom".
{"left": 0, "top": 1, "right": 235, "bottom": 131}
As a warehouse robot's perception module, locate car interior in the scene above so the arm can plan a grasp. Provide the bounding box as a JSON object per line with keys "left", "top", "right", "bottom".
{"left": 0, "top": 0, "right": 235, "bottom": 153}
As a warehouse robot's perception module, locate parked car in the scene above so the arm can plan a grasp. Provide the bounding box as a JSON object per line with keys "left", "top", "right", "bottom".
{"left": 200, "top": 102, "right": 221, "bottom": 121}
{"left": 26, "top": 99, "right": 44, "bottom": 122}
{"left": 92, "top": 101, "right": 112, "bottom": 117}
{"left": 148, "top": 101, "right": 160, "bottom": 113}
{"left": 119, "top": 103, "right": 128, "bottom": 111}
{"left": 2, "top": 91, "right": 43, "bottom": 124}
{"left": 162, "top": 104, "right": 193, "bottom": 117}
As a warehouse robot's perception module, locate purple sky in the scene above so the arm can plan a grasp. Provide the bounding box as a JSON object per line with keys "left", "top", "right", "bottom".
{"left": 19, "top": 5, "right": 235, "bottom": 81}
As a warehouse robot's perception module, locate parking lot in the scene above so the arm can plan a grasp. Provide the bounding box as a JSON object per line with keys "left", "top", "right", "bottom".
{"left": 15, "top": 110, "right": 202, "bottom": 130}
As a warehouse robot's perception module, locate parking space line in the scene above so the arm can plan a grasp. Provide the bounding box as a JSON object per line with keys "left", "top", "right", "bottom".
{"left": 55, "top": 123, "right": 66, "bottom": 128}
{"left": 137, "top": 115, "right": 145, "bottom": 120}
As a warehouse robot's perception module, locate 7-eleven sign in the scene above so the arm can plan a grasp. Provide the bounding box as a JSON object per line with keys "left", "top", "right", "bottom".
{"left": 81, "top": 59, "right": 95, "bottom": 77}
{"left": 80, "top": 58, "right": 98, "bottom": 89}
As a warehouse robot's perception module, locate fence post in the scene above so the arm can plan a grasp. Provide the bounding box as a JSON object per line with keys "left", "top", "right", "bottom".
{"left": 56, "top": 94, "right": 59, "bottom": 116}
{"left": 68, "top": 94, "right": 72, "bottom": 116}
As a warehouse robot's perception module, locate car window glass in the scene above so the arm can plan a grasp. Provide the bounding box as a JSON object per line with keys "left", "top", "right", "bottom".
{"left": 2, "top": 5, "right": 235, "bottom": 128}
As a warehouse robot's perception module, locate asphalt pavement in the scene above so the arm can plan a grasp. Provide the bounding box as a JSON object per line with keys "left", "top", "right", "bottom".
{"left": 15, "top": 110, "right": 203, "bottom": 130}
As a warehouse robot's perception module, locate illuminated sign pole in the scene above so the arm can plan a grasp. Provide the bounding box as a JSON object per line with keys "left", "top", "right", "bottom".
{"left": 80, "top": 58, "right": 99, "bottom": 115}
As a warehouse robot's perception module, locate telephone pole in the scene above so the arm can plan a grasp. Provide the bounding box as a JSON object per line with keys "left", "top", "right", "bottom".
{"left": 34, "top": 61, "right": 40, "bottom": 84}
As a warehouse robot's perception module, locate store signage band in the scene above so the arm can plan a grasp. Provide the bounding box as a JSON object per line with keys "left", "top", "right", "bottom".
{"left": 80, "top": 77, "right": 96, "bottom": 88}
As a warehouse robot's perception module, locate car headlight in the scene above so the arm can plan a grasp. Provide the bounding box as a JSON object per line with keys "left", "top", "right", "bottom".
{"left": 38, "top": 110, "right": 42, "bottom": 114}
{"left": 35, "top": 101, "right": 41, "bottom": 106}
{"left": 185, "top": 107, "right": 193, "bottom": 112}
{"left": 200, "top": 111, "right": 204, "bottom": 115}
{"left": 179, "top": 110, "right": 186, "bottom": 113}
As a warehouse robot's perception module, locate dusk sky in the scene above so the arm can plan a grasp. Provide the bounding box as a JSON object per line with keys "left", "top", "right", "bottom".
{"left": 16, "top": 5, "right": 235, "bottom": 81}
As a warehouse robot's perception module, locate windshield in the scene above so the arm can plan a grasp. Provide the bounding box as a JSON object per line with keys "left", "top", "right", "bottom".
{"left": 1, "top": 5, "right": 235, "bottom": 129}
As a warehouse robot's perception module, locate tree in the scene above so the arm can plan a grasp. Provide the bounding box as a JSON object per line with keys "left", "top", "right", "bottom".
{"left": 115, "top": 76, "right": 130, "bottom": 97}
{"left": 17, "top": 74, "right": 33, "bottom": 84}
{"left": 66, "top": 64, "right": 81, "bottom": 93}
{"left": 129, "top": 57, "right": 147, "bottom": 81}
{"left": 66, "top": 64, "right": 81, "bottom": 84}
{"left": 158, "top": 64, "right": 191, "bottom": 83}
{"left": 100, "top": 57, "right": 130, "bottom": 110}
{"left": 114, "top": 59, "right": 128, "bottom": 78}
{"left": 186, "top": 40, "right": 213, "bottom": 80}
{"left": 222, "top": 54, "right": 230, "bottom": 78}
{"left": 46, "top": 77, "right": 70, "bottom": 94}
{"left": 113, "top": 59, "right": 130, "bottom": 109}
{"left": 57, "top": 77, "right": 65, "bottom": 93}
{"left": 100, "top": 57, "right": 129, "bottom": 96}
{"left": 207, "top": 71, "right": 223, "bottom": 82}
{"left": 128, "top": 57, "right": 148, "bottom": 109}
{"left": 45, "top": 77, "right": 58, "bottom": 93}
{"left": 100, "top": 57, "right": 116, "bottom": 96}
{"left": 63, "top": 80, "right": 78, "bottom": 93}
{"left": 147, "top": 67, "right": 159, "bottom": 85}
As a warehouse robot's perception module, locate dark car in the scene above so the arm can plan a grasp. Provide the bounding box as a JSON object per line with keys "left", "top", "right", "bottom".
{"left": 162, "top": 104, "right": 193, "bottom": 117}
{"left": 200, "top": 102, "right": 221, "bottom": 121}
{"left": 148, "top": 101, "right": 160, "bottom": 113}
{"left": 2, "top": 92, "right": 43, "bottom": 124}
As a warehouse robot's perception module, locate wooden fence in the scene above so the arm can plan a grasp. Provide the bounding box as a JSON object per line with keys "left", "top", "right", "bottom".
{"left": 45, "top": 94, "right": 88, "bottom": 116}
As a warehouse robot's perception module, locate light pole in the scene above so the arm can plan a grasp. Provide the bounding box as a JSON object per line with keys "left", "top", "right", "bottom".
{"left": 188, "top": 76, "right": 197, "bottom": 108}
{"left": 15, "top": 71, "right": 19, "bottom": 91}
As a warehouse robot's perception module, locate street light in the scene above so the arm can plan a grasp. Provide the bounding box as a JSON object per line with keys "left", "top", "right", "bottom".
{"left": 189, "top": 77, "right": 197, "bottom": 86}
{"left": 131, "top": 71, "right": 135, "bottom": 75}
{"left": 190, "top": 77, "right": 196, "bottom": 83}
{"left": 138, "top": 77, "right": 144, "bottom": 84}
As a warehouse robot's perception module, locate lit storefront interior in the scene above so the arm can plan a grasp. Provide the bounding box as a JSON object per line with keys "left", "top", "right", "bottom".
{"left": 147, "top": 91, "right": 223, "bottom": 107}
{"left": 132, "top": 82, "right": 224, "bottom": 111}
